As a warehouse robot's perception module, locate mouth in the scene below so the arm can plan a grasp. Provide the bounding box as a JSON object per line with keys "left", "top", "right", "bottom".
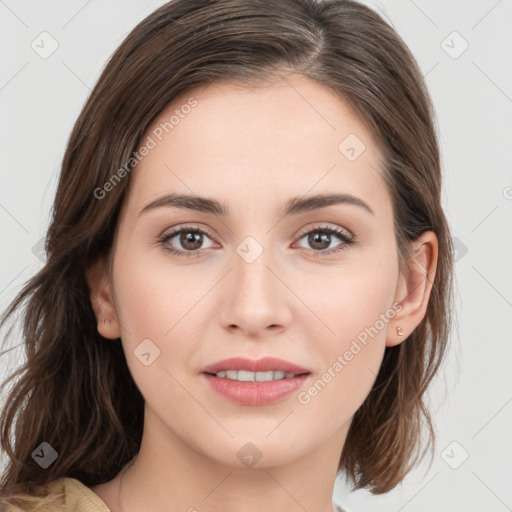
{"left": 201, "top": 356, "right": 311, "bottom": 376}
{"left": 200, "top": 356, "right": 311, "bottom": 406}
{"left": 204, "top": 369, "right": 310, "bottom": 381}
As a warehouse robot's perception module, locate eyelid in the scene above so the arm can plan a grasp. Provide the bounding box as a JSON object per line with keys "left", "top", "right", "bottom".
{"left": 160, "top": 223, "right": 216, "bottom": 240}
{"left": 295, "top": 223, "right": 354, "bottom": 241}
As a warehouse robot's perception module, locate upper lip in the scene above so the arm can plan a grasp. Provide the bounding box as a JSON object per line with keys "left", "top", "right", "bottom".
{"left": 201, "top": 357, "right": 311, "bottom": 375}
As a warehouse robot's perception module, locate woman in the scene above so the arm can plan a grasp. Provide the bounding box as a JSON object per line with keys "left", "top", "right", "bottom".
{"left": 0, "top": 0, "right": 453, "bottom": 510}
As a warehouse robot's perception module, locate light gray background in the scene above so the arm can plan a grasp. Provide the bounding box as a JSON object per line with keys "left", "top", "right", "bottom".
{"left": 1, "top": 1, "right": 511, "bottom": 511}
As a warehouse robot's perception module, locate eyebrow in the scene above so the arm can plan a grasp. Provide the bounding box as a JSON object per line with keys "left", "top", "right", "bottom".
{"left": 138, "top": 192, "right": 375, "bottom": 218}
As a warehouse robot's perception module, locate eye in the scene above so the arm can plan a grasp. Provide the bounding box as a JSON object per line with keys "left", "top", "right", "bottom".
{"left": 158, "top": 225, "right": 217, "bottom": 258}
{"left": 158, "top": 223, "right": 355, "bottom": 259}
{"left": 294, "top": 224, "right": 355, "bottom": 257}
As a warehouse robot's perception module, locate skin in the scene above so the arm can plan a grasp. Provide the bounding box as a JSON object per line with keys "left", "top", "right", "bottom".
{"left": 86, "top": 75, "right": 437, "bottom": 512}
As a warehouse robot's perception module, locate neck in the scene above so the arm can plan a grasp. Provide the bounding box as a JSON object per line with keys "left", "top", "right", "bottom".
{"left": 114, "top": 407, "right": 347, "bottom": 512}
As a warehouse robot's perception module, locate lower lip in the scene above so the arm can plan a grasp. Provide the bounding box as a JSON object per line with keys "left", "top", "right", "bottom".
{"left": 201, "top": 373, "right": 310, "bottom": 406}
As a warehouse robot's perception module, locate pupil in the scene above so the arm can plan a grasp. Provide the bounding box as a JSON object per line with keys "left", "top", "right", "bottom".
{"left": 310, "top": 232, "right": 330, "bottom": 250}
{"left": 181, "top": 231, "right": 202, "bottom": 250}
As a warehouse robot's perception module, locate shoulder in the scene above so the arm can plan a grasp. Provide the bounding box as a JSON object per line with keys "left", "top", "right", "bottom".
{"left": 0, "top": 477, "right": 110, "bottom": 512}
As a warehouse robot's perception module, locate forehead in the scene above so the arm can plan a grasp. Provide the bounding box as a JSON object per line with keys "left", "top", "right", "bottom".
{"left": 125, "top": 75, "right": 387, "bottom": 216}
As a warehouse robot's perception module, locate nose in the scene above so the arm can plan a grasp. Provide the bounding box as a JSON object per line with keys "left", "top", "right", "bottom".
{"left": 218, "top": 244, "right": 293, "bottom": 338}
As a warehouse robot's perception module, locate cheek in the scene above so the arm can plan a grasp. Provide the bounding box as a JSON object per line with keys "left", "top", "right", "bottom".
{"left": 297, "top": 252, "right": 398, "bottom": 420}
{"left": 110, "top": 250, "right": 208, "bottom": 398}
{"left": 112, "top": 245, "right": 210, "bottom": 341}
{"left": 302, "top": 309, "right": 388, "bottom": 408}
{"left": 298, "top": 245, "right": 398, "bottom": 344}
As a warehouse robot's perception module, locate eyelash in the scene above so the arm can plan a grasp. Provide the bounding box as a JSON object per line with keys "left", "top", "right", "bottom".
{"left": 157, "top": 224, "right": 355, "bottom": 259}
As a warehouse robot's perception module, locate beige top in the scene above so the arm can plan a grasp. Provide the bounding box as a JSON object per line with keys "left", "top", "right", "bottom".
{"left": 0, "top": 478, "right": 110, "bottom": 512}
{"left": 0, "top": 477, "right": 348, "bottom": 512}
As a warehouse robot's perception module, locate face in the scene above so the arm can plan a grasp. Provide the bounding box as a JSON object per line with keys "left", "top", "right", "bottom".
{"left": 90, "top": 75, "right": 425, "bottom": 469}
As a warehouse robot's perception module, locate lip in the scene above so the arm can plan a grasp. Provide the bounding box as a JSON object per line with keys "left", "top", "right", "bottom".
{"left": 201, "top": 356, "right": 311, "bottom": 375}
{"left": 200, "top": 356, "right": 311, "bottom": 406}
{"left": 201, "top": 373, "right": 310, "bottom": 406}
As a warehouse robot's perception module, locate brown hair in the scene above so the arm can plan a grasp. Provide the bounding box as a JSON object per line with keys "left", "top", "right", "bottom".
{"left": 0, "top": 0, "right": 453, "bottom": 499}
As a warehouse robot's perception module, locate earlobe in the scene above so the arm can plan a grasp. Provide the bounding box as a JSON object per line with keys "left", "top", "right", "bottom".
{"left": 85, "top": 257, "right": 121, "bottom": 340}
{"left": 387, "top": 231, "right": 438, "bottom": 347}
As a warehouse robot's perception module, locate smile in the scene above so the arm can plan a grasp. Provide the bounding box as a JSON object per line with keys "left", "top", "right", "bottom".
{"left": 211, "top": 370, "right": 299, "bottom": 381}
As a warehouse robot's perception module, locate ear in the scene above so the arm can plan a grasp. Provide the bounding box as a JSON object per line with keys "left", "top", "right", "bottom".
{"left": 85, "top": 257, "right": 121, "bottom": 340}
{"left": 387, "top": 231, "right": 438, "bottom": 347}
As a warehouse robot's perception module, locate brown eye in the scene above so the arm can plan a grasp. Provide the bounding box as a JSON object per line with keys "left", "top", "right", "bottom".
{"left": 159, "top": 226, "right": 216, "bottom": 258}
{"left": 295, "top": 225, "right": 355, "bottom": 256}
{"left": 178, "top": 231, "right": 204, "bottom": 251}
{"left": 307, "top": 231, "right": 332, "bottom": 251}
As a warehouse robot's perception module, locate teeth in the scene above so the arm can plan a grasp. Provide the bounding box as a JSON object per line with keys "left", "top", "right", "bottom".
{"left": 214, "top": 370, "right": 298, "bottom": 381}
